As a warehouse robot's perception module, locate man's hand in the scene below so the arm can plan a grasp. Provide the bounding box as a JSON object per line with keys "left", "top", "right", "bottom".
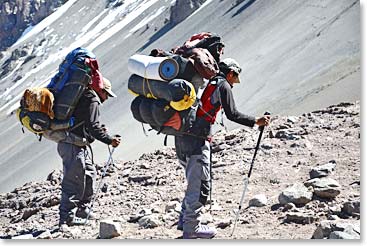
{"left": 101, "top": 124, "right": 108, "bottom": 133}
{"left": 255, "top": 115, "right": 271, "bottom": 127}
{"left": 111, "top": 135, "right": 121, "bottom": 147}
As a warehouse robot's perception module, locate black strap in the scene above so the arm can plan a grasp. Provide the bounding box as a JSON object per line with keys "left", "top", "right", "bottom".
{"left": 87, "top": 145, "right": 94, "bottom": 165}
{"left": 164, "top": 135, "right": 168, "bottom": 146}
{"left": 141, "top": 123, "right": 148, "bottom": 136}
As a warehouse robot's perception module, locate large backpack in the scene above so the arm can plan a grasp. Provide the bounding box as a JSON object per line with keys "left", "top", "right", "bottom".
{"left": 128, "top": 33, "right": 224, "bottom": 138}
{"left": 17, "top": 47, "right": 100, "bottom": 145}
{"left": 47, "top": 47, "right": 96, "bottom": 120}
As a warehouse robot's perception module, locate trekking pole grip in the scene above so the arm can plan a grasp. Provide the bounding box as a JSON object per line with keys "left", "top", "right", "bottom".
{"left": 259, "top": 111, "right": 271, "bottom": 131}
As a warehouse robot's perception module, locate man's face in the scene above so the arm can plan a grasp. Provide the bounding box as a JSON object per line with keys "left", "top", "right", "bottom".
{"left": 227, "top": 71, "right": 240, "bottom": 86}
{"left": 100, "top": 89, "right": 109, "bottom": 103}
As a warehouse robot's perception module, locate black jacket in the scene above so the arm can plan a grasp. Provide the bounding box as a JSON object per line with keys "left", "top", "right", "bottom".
{"left": 70, "top": 89, "right": 113, "bottom": 145}
{"left": 190, "top": 73, "right": 256, "bottom": 137}
{"left": 216, "top": 74, "right": 256, "bottom": 127}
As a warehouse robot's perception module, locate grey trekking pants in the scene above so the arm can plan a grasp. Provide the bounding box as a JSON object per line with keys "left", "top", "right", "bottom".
{"left": 57, "top": 142, "right": 96, "bottom": 223}
{"left": 175, "top": 135, "right": 211, "bottom": 232}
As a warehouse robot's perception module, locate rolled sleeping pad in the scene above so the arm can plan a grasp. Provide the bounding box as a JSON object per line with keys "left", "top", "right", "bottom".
{"left": 128, "top": 74, "right": 196, "bottom": 111}
{"left": 128, "top": 54, "right": 179, "bottom": 81}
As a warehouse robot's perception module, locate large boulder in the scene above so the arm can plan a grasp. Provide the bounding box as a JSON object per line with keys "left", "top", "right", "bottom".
{"left": 304, "top": 178, "right": 341, "bottom": 199}
{"left": 284, "top": 211, "right": 316, "bottom": 224}
{"left": 309, "top": 161, "right": 336, "bottom": 178}
{"left": 278, "top": 182, "right": 313, "bottom": 205}
{"left": 249, "top": 194, "right": 268, "bottom": 207}
{"left": 342, "top": 200, "right": 360, "bottom": 217}
{"left": 99, "top": 219, "right": 122, "bottom": 239}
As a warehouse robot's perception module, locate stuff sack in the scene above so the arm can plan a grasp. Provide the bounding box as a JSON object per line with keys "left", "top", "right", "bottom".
{"left": 47, "top": 47, "right": 95, "bottom": 121}
{"left": 130, "top": 96, "right": 197, "bottom": 136}
{"left": 16, "top": 87, "right": 55, "bottom": 134}
{"left": 190, "top": 48, "right": 219, "bottom": 79}
{"left": 128, "top": 74, "right": 196, "bottom": 111}
{"left": 16, "top": 87, "right": 75, "bottom": 135}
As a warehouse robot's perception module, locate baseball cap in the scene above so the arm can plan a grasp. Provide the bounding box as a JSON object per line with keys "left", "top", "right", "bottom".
{"left": 219, "top": 58, "right": 242, "bottom": 83}
{"left": 103, "top": 77, "right": 117, "bottom": 97}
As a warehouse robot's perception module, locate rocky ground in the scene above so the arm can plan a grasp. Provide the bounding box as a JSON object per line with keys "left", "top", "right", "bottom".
{"left": 0, "top": 101, "right": 360, "bottom": 240}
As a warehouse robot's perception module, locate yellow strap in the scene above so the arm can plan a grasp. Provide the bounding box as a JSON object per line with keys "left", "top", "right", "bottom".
{"left": 143, "top": 65, "right": 157, "bottom": 99}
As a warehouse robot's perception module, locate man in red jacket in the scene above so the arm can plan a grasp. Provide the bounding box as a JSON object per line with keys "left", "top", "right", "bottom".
{"left": 175, "top": 58, "right": 270, "bottom": 239}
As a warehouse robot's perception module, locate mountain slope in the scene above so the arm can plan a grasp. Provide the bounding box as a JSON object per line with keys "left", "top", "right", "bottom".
{"left": 0, "top": 102, "right": 360, "bottom": 239}
{"left": 0, "top": 0, "right": 360, "bottom": 194}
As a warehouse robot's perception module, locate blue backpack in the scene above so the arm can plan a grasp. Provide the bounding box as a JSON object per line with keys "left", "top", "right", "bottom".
{"left": 47, "top": 47, "right": 95, "bottom": 121}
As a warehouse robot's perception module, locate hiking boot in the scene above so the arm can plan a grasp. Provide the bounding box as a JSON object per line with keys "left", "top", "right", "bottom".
{"left": 183, "top": 225, "right": 217, "bottom": 239}
{"left": 177, "top": 214, "right": 184, "bottom": 231}
{"left": 75, "top": 207, "right": 96, "bottom": 220}
{"left": 58, "top": 214, "right": 75, "bottom": 227}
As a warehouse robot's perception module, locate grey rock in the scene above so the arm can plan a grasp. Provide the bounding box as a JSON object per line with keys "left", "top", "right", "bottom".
{"left": 216, "top": 219, "right": 232, "bottom": 229}
{"left": 165, "top": 201, "right": 181, "bottom": 213}
{"left": 99, "top": 219, "right": 122, "bottom": 239}
{"left": 249, "top": 194, "right": 267, "bottom": 207}
{"left": 342, "top": 200, "right": 360, "bottom": 216}
{"left": 36, "top": 230, "right": 52, "bottom": 239}
{"left": 138, "top": 214, "right": 160, "bottom": 228}
{"left": 261, "top": 143, "right": 273, "bottom": 150}
{"left": 129, "top": 208, "right": 153, "bottom": 222}
{"left": 278, "top": 182, "right": 313, "bottom": 205}
{"left": 21, "top": 207, "right": 40, "bottom": 220}
{"left": 212, "top": 143, "right": 230, "bottom": 153}
{"left": 309, "top": 161, "right": 336, "bottom": 178}
{"left": 329, "top": 231, "right": 359, "bottom": 239}
{"left": 275, "top": 128, "right": 306, "bottom": 140}
{"left": 284, "top": 211, "right": 316, "bottom": 224}
{"left": 304, "top": 178, "right": 341, "bottom": 198}
{"left": 282, "top": 202, "right": 297, "bottom": 212}
{"left": 312, "top": 220, "right": 360, "bottom": 239}
{"left": 128, "top": 175, "right": 153, "bottom": 182}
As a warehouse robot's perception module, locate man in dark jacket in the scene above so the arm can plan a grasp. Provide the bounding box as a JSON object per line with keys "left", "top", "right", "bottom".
{"left": 175, "top": 58, "right": 270, "bottom": 239}
{"left": 58, "top": 78, "right": 120, "bottom": 226}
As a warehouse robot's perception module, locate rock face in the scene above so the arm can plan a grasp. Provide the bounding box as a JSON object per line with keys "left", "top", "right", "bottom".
{"left": 0, "top": 0, "right": 66, "bottom": 51}
{"left": 169, "top": 0, "right": 207, "bottom": 25}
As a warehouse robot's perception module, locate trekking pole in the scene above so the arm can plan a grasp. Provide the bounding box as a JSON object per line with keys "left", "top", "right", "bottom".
{"left": 84, "top": 135, "right": 120, "bottom": 223}
{"left": 209, "top": 144, "right": 213, "bottom": 212}
{"left": 230, "top": 112, "right": 270, "bottom": 237}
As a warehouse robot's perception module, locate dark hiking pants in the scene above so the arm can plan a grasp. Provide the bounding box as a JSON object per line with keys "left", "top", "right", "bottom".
{"left": 175, "top": 135, "right": 211, "bottom": 233}
{"left": 57, "top": 142, "right": 96, "bottom": 223}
